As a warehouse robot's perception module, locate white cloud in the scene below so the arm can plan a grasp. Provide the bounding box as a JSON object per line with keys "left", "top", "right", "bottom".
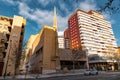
{"left": 103, "top": 13, "right": 115, "bottom": 24}
{"left": 18, "top": 2, "right": 68, "bottom": 32}
{"left": 38, "top": 0, "right": 52, "bottom": 6}
{"left": 17, "top": 0, "right": 115, "bottom": 33}
{"left": 1, "top": 0, "right": 16, "bottom": 5}
{"left": 78, "top": 0, "right": 115, "bottom": 24}
{"left": 59, "top": 1, "right": 70, "bottom": 14}
{"left": 79, "top": 0, "right": 97, "bottom": 11}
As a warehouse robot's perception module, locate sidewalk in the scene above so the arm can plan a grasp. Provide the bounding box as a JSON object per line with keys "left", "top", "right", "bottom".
{"left": 0, "top": 70, "right": 118, "bottom": 79}
{"left": 0, "top": 70, "right": 84, "bottom": 79}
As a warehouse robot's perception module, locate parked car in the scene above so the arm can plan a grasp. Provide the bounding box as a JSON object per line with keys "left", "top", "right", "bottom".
{"left": 84, "top": 69, "right": 98, "bottom": 75}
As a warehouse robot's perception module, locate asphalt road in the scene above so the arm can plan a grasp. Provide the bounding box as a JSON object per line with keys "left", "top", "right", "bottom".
{"left": 36, "top": 73, "right": 120, "bottom": 80}
{"left": 1, "top": 72, "right": 120, "bottom": 80}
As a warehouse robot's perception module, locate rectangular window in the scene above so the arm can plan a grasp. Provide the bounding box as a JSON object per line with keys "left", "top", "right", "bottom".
{"left": 1, "top": 39, "right": 5, "bottom": 43}
{"left": 0, "top": 24, "right": 2, "bottom": 28}
{"left": 12, "top": 34, "right": 18, "bottom": 38}
{"left": 3, "top": 32, "right": 6, "bottom": 37}
{"left": 4, "top": 25, "right": 8, "bottom": 30}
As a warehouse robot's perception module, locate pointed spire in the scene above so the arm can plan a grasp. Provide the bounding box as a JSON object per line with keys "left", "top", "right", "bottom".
{"left": 53, "top": 6, "right": 57, "bottom": 30}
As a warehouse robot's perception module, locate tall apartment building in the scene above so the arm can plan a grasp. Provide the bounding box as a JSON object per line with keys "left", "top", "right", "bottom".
{"left": 68, "top": 9, "right": 117, "bottom": 70}
{"left": 58, "top": 36, "right": 64, "bottom": 49}
{"left": 0, "top": 15, "right": 26, "bottom": 76}
{"left": 64, "top": 28, "right": 70, "bottom": 49}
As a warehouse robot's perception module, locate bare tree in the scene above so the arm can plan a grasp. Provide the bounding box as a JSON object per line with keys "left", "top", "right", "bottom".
{"left": 112, "top": 48, "right": 120, "bottom": 70}
{"left": 63, "top": 0, "right": 120, "bottom": 14}
{"left": 72, "top": 50, "right": 86, "bottom": 71}
{"left": 97, "top": 0, "right": 120, "bottom": 14}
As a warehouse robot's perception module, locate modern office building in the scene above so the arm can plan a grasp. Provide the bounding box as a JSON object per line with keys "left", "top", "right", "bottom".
{"left": 64, "top": 28, "right": 70, "bottom": 49}
{"left": 58, "top": 36, "right": 64, "bottom": 49}
{"left": 68, "top": 9, "right": 117, "bottom": 70}
{"left": 0, "top": 15, "right": 26, "bottom": 76}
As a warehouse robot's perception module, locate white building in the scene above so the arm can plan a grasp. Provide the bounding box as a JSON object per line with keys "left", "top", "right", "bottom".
{"left": 58, "top": 36, "right": 64, "bottom": 49}
{"left": 68, "top": 9, "right": 117, "bottom": 70}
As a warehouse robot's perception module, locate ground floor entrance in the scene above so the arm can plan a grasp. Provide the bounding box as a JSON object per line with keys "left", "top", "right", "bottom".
{"left": 60, "top": 61, "right": 86, "bottom": 70}
{"left": 89, "top": 62, "right": 118, "bottom": 71}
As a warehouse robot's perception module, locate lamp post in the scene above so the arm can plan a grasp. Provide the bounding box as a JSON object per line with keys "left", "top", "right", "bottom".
{"left": 3, "top": 40, "right": 12, "bottom": 79}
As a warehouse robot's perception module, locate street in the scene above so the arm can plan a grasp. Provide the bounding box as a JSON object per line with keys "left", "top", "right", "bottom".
{"left": 36, "top": 72, "right": 120, "bottom": 80}
{"left": 1, "top": 71, "right": 120, "bottom": 80}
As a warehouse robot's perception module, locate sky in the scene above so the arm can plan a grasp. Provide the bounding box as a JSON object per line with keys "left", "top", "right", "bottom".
{"left": 0, "top": 0, "right": 120, "bottom": 46}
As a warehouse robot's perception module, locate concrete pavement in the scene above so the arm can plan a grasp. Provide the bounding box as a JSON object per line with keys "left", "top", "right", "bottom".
{"left": 0, "top": 71, "right": 120, "bottom": 79}
{"left": 0, "top": 72, "right": 83, "bottom": 79}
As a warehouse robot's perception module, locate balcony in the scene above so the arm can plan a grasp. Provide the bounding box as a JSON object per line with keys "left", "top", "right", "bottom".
{"left": 0, "top": 47, "right": 4, "bottom": 52}
{"left": 8, "top": 26, "right": 11, "bottom": 32}
{"left": 2, "top": 52, "right": 6, "bottom": 58}
{"left": 6, "top": 34, "right": 10, "bottom": 41}
{"left": 4, "top": 42, "right": 8, "bottom": 49}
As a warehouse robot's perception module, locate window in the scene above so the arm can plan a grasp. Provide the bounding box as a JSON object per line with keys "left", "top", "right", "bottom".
{"left": 4, "top": 25, "right": 8, "bottom": 30}
{"left": 22, "top": 25, "right": 24, "bottom": 28}
{"left": 0, "top": 24, "right": 2, "bottom": 28}
{"left": 1, "top": 39, "right": 5, "bottom": 43}
{"left": 3, "top": 32, "right": 6, "bottom": 37}
{"left": 12, "top": 34, "right": 18, "bottom": 38}
{"left": 20, "top": 39, "right": 22, "bottom": 42}
{"left": 21, "top": 32, "right": 23, "bottom": 35}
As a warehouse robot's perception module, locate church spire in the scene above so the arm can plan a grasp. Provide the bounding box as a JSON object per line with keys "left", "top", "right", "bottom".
{"left": 53, "top": 6, "right": 57, "bottom": 30}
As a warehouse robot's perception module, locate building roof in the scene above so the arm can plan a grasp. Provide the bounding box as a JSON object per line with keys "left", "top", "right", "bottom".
{"left": 68, "top": 9, "right": 104, "bottom": 21}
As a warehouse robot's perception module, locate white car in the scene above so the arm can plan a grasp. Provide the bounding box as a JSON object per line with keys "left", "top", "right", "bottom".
{"left": 84, "top": 69, "right": 98, "bottom": 75}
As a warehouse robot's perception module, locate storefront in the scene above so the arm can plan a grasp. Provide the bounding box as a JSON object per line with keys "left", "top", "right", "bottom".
{"left": 89, "top": 60, "right": 118, "bottom": 71}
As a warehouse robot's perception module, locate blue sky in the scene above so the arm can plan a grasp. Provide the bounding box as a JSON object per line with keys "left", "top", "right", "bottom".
{"left": 0, "top": 0, "right": 120, "bottom": 46}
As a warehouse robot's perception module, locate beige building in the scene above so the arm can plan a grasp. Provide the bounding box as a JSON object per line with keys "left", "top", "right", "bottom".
{"left": 29, "top": 26, "right": 60, "bottom": 74}
{"left": 68, "top": 9, "right": 117, "bottom": 70}
{"left": 0, "top": 15, "right": 26, "bottom": 76}
{"left": 25, "top": 7, "right": 60, "bottom": 74}
{"left": 23, "top": 34, "right": 38, "bottom": 71}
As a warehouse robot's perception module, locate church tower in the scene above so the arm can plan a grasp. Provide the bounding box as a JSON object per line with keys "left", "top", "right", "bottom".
{"left": 53, "top": 6, "right": 57, "bottom": 30}
{"left": 53, "top": 6, "right": 61, "bottom": 71}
